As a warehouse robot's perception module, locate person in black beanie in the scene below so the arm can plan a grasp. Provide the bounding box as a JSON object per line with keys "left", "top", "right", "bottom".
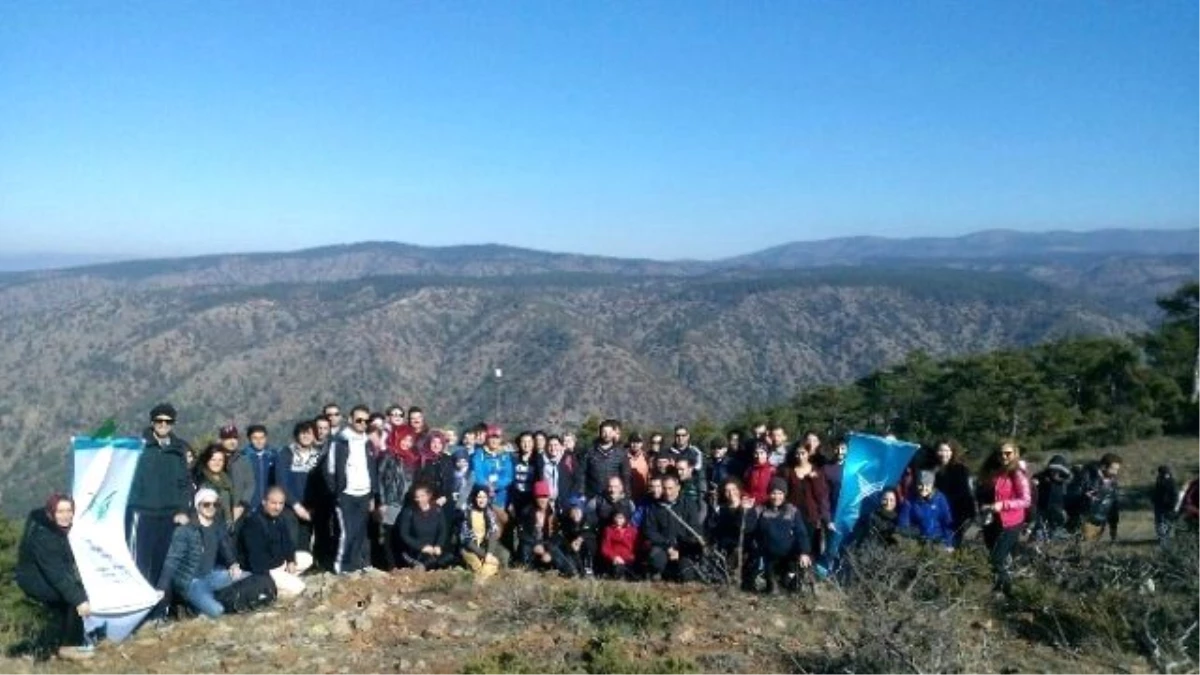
{"left": 127, "top": 402, "right": 192, "bottom": 615}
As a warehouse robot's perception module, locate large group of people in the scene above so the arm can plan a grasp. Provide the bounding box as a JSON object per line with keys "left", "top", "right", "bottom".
{"left": 15, "top": 401, "right": 1200, "bottom": 661}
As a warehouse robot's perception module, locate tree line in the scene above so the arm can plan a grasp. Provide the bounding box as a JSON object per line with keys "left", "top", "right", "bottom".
{"left": 716, "top": 281, "right": 1198, "bottom": 457}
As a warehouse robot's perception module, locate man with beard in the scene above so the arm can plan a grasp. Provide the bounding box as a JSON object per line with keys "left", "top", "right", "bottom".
{"left": 577, "top": 420, "right": 631, "bottom": 499}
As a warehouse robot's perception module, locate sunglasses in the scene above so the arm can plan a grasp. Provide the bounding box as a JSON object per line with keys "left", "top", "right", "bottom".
{"left": 198, "top": 502, "right": 217, "bottom": 508}
{"left": 353, "top": 417, "right": 369, "bottom": 424}
{"left": 153, "top": 418, "right": 174, "bottom": 425}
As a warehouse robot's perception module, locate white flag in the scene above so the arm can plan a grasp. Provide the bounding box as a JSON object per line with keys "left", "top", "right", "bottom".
{"left": 69, "top": 436, "right": 163, "bottom": 642}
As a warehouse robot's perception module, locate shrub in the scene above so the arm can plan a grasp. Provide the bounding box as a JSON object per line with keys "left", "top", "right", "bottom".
{"left": 546, "top": 585, "right": 677, "bottom": 633}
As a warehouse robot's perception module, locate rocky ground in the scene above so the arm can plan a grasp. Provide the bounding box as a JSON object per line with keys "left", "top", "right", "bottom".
{"left": 1, "top": 556, "right": 1175, "bottom": 674}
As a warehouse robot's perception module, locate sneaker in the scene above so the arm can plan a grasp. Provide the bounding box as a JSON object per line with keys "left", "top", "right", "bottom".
{"left": 58, "top": 646, "right": 95, "bottom": 661}
{"left": 583, "top": 568, "right": 595, "bottom": 578}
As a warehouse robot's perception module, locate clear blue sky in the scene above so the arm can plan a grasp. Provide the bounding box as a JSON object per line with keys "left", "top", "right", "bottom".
{"left": 1, "top": 2, "right": 1196, "bottom": 260}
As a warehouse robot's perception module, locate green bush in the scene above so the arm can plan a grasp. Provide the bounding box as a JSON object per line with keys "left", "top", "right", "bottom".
{"left": 580, "top": 633, "right": 694, "bottom": 675}
{"left": 550, "top": 586, "right": 677, "bottom": 633}
{"left": 0, "top": 513, "right": 52, "bottom": 658}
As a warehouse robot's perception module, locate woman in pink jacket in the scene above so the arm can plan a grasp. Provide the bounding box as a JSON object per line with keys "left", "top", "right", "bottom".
{"left": 978, "top": 442, "right": 1031, "bottom": 598}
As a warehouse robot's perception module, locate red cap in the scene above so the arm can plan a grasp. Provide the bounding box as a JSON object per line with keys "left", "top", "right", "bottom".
{"left": 533, "top": 480, "right": 551, "bottom": 499}
{"left": 486, "top": 424, "right": 503, "bottom": 438}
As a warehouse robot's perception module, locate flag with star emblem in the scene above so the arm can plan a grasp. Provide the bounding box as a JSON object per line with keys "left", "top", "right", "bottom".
{"left": 827, "top": 432, "right": 920, "bottom": 557}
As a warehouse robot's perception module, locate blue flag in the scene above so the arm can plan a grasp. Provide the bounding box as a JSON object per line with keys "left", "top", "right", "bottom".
{"left": 827, "top": 432, "right": 920, "bottom": 558}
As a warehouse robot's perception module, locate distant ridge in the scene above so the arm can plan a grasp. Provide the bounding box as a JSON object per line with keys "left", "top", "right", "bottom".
{"left": 1, "top": 227, "right": 1194, "bottom": 275}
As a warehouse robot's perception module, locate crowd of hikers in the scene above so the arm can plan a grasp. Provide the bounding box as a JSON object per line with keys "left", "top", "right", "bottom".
{"left": 17, "top": 401, "right": 1200, "bottom": 661}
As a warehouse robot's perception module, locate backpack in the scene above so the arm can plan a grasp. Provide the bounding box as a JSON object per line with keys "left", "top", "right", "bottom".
{"left": 214, "top": 573, "right": 277, "bottom": 614}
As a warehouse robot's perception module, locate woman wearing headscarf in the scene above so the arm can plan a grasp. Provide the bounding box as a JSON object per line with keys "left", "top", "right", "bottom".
{"left": 16, "top": 494, "right": 94, "bottom": 661}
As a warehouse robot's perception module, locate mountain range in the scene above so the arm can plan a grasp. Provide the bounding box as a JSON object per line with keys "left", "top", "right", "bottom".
{"left": 0, "top": 227, "right": 1194, "bottom": 513}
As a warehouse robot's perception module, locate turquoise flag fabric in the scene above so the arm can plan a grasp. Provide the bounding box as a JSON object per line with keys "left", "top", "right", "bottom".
{"left": 827, "top": 432, "right": 920, "bottom": 556}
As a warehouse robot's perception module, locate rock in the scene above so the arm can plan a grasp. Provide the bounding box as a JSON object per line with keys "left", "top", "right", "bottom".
{"left": 466, "top": 601, "right": 479, "bottom": 610}
{"left": 771, "top": 617, "right": 787, "bottom": 630}
{"left": 365, "top": 602, "right": 388, "bottom": 619}
{"left": 310, "top": 623, "right": 331, "bottom": 639}
{"left": 418, "top": 598, "right": 436, "bottom": 610}
{"left": 330, "top": 616, "right": 355, "bottom": 640}
{"left": 398, "top": 659, "right": 412, "bottom": 672}
{"left": 353, "top": 616, "right": 373, "bottom": 633}
{"left": 672, "top": 626, "right": 697, "bottom": 645}
{"left": 420, "top": 619, "right": 451, "bottom": 639}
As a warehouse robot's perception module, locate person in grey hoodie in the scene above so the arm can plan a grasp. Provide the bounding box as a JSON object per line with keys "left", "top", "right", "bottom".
{"left": 219, "top": 425, "right": 255, "bottom": 524}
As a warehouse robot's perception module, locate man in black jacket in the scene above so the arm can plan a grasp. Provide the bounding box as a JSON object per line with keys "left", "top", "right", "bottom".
{"left": 240, "top": 487, "right": 308, "bottom": 596}
{"left": 662, "top": 425, "right": 704, "bottom": 472}
{"left": 324, "top": 405, "right": 379, "bottom": 574}
{"left": 643, "top": 474, "right": 704, "bottom": 582}
{"left": 127, "top": 403, "right": 192, "bottom": 598}
{"left": 577, "top": 420, "right": 631, "bottom": 499}
{"left": 1072, "top": 453, "right": 1122, "bottom": 542}
{"left": 158, "top": 488, "right": 246, "bottom": 617}
{"left": 536, "top": 435, "right": 578, "bottom": 508}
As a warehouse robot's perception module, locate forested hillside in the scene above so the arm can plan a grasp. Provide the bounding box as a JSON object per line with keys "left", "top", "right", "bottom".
{"left": 723, "top": 282, "right": 1199, "bottom": 456}
{"left": 0, "top": 266, "right": 1148, "bottom": 514}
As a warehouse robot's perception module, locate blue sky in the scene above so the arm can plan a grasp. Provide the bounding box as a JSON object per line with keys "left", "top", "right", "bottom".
{"left": 1, "top": 2, "right": 1196, "bottom": 260}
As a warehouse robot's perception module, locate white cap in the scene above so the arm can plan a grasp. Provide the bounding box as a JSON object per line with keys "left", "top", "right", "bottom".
{"left": 194, "top": 487, "right": 219, "bottom": 510}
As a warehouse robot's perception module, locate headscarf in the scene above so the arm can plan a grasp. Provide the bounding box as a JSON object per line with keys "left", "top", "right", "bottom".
{"left": 45, "top": 492, "right": 73, "bottom": 531}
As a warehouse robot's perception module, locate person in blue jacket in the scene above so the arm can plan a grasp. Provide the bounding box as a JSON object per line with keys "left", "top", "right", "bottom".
{"left": 471, "top": 425, "right": 515, "bottom": 508}
{"left": 244, "top": 424, "right": 279, "bottom": 515}
{"left": 898, "top": 471, "right": 956, "bottom": 550}
{"left": 751, "top": 478, "right": 812, "bottom": 594}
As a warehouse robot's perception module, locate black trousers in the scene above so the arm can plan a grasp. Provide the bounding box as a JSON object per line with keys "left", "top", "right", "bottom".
{"left": 984, "top": 523, "right": 1021, "bottom": 595}
{"left": 758, "top": 554, "right": 799, "bottom": 592}
{"left": 47, "top": 602, "right": 84, "bottom": 649}
{"left": 335, "top": 495, "right": 372, "bottom": 574}
{"left": 647, "top": 545, "right": 701, "bottom": 582}
{"left": 400, "top": 549, "right": 456, "bottom": 570}
{"left": 127, "top": 510, "right": 176, "bottom": 587}
{"left": 557, "top": 535, "right": 597, "bottom": 576}
{"left": 370, "top": 518, "right": 401, "bottom": 571}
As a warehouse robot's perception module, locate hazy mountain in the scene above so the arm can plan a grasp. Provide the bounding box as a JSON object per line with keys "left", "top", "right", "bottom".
{"left": 721, "top": 228, "right": 1198, "bottom": 267}
{"left": 0, "top": 265, "right": 1147, "bottom": 514}
{"left": 2, "top": 228, "right": 1194, "bottom": 314}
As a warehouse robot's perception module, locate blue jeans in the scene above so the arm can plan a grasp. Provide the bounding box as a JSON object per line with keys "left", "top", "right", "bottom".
{"left": 184, "top": 567, "right": 248, "bottom": 618}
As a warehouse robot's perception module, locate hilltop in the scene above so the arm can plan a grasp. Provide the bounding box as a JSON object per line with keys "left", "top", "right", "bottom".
{"left": 2, "top": 439, "right": 1195, "bottom": 675}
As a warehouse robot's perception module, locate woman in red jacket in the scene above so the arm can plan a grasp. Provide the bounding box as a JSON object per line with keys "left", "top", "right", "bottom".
{"left": 778, "top": 443, "right": 832, "bottom": 556}
{"left": 599, "top": 507, "right": 638, "bottom": 579}
{"left": 978, "top": 442, "right": 1031, "bottom": 598}
{"left": 743, "top": 443, "right": 776, "bottom": 507}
